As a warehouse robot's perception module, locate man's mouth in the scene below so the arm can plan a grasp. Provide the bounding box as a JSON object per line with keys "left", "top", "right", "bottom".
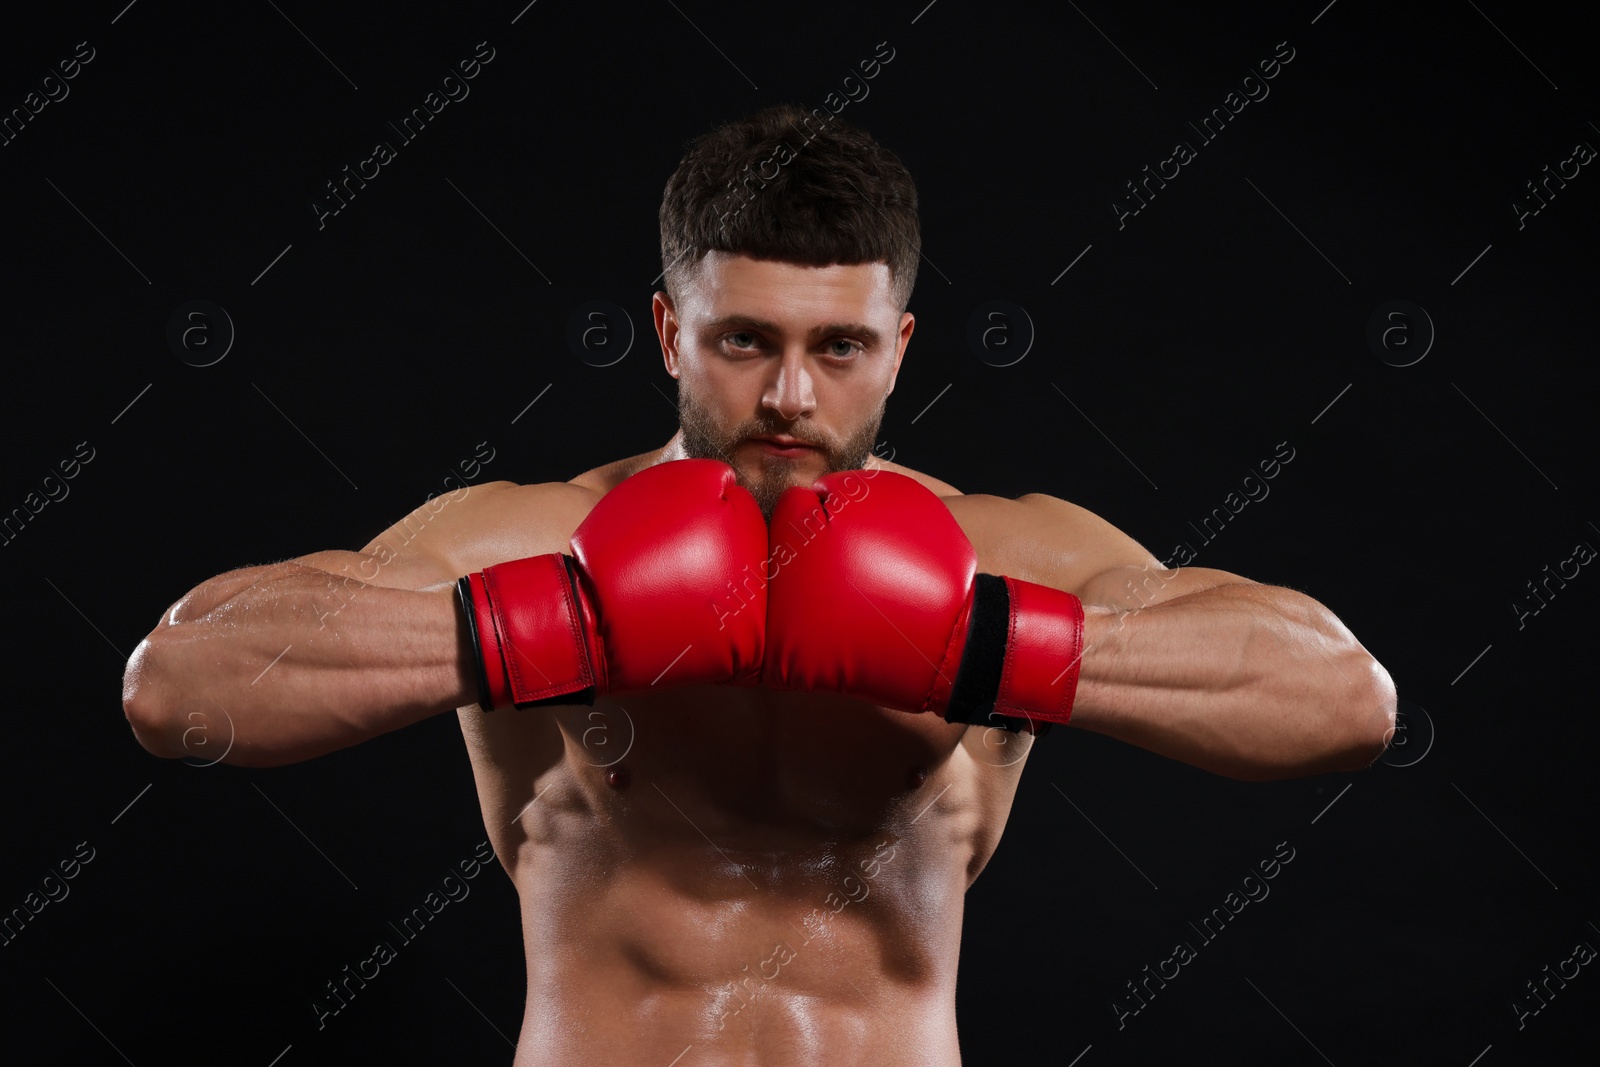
{"left": 750, "top": 435, "right": 819, "bottom": 458}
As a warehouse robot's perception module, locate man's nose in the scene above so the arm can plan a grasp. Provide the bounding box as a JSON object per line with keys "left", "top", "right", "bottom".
{"left": 761, "top": 350, "right": 817, "bottom": 422}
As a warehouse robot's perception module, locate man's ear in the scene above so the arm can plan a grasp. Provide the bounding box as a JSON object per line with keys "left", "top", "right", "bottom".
{"left": 653, "top": 291, "right": 680, "bottom": 378}
{"left": 886, "top": 311, "right": 914, "bottom": 397}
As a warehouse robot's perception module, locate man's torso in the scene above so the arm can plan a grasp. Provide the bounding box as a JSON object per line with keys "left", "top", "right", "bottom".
{"left": 444, "top": 450, "right": 1041, "bottom": 1065}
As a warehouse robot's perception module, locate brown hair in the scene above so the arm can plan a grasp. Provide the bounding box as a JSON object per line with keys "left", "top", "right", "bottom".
{"left": 658, "top": 103, "right": 921, "bottom": 311}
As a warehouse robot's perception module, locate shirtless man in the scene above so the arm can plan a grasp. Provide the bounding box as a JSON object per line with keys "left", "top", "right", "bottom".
{"left": 120, "top": 104, "right": 1397, "bottom": 1065}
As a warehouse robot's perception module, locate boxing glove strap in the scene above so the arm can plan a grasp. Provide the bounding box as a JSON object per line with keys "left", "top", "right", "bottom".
{"left": 995, "top": 576, "right": 1084, "bottom": 725}
{"left": 942, "top": 575, "right": 1037, "bottom": 735}
{"left": 461, "top": 556, "right": 598, "bottom": 711}
{"left": 456, "top": 576, "right": 498, "bottom": 710}
{"left": 944, "top": 574, "right": 1007, "bottom": 722}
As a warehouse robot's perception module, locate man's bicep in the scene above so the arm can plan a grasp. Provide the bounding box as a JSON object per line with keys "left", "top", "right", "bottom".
{"left": 339, "top": 478, "right": 596, "bottom": 591}
{"left": 165, "top": 479, "right": 569, "bottom": 625}
{"left": 1011, "top": 493, "right": 1255, "bottom": 607}
{"left": 286, "top": 548, "right": 457, "bottom": 593}
{"left": 161, "top": 547, "right": 453, "bottom": 626}
{"left": 1079, "top": 563, "right": 1257, "bottom": 612}
{"left": 277, "top": 480, "right": 518, "bottom": 596}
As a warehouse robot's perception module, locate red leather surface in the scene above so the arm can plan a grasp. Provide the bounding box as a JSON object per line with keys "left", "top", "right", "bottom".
{"left": 764, "top": 470, "right": 976, "bottom": 714}
{"left": 997, "top": 577, "right": 1085, "bottom": 724}
{"left": 471, "top": 460, "right": 1085, "bottom": 723}
{"left": 571, "top": 458, "right": 768, "bottom": 694}
{"left": 480, "top": 554, "right": 591, "bottom": 706}
{"left": 469, "top": 459, "right": 768, "bottom": 706}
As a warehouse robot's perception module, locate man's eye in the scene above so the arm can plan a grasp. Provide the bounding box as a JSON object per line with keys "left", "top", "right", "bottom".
{"left": 727, "top": 331, "right": 757, "bottom": 348}
{"left": 829, "top": 339, "right": 861, "bottom": 358}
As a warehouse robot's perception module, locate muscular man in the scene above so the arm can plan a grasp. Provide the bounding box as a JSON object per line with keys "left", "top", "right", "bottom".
{"left": 121, "top": 103, "right": 1396, "bottom": 1065}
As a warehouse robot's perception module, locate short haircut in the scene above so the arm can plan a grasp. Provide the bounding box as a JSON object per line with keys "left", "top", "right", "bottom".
{"left": 658, "top": 103, "right": 921, "bottom": 312}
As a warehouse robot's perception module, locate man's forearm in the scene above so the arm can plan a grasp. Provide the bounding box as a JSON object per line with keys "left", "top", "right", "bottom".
{"left": 123, "top": 562, "right": 478, "bottom": 767}
{"left": 1068, "top": 582, "right": 1397, "bottom": 780}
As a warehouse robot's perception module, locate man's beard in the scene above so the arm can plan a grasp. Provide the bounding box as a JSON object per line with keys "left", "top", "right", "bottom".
{"left": 675, "top": 380, "right": 886, "bottom": 519}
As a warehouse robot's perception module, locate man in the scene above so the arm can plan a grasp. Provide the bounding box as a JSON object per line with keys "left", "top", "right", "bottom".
{"left": 121, "top": 104, "right": 1396, "bottom": 1064}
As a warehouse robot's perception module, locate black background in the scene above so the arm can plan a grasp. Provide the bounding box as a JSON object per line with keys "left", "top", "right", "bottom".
{"left": 2, "top": 1, "right": 1595, "bottom": 1064}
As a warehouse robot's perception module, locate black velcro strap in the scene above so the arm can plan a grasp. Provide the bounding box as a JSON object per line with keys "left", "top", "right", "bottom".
{"left": 456, "top": 576, "right": 496, "bottom": 711}
{"left": 517, "top": 687, "right": 597, "bottom": 709}
{"left": 944, "top": 574, "right": 1052, "bottom": 737}
{"left": 945, "top": 573, "right": 1009, "bottom": 725}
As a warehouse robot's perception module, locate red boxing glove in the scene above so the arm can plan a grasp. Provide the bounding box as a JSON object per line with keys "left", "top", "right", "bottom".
{"left": 459, "top": 459, "right": 767, "bottom": 710}
{"left": 763, "top": 470, "right": 1085, "bottom": 732}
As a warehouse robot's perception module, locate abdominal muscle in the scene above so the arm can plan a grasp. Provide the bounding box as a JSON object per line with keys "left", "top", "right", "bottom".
{"left": 459, "top": 682, "right": 1034, "bottom": 1067}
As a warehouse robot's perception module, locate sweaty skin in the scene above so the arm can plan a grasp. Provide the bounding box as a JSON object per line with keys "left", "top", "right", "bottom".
{"left": 123, "top": 254, "right": 1394, "bottom": 1065}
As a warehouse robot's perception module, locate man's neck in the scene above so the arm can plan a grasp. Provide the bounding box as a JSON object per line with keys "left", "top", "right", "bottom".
{"left": 657, "top": 432, "right": 688, "bottom": 463}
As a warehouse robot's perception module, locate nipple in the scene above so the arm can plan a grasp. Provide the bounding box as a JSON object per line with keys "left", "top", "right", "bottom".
{"left": 908, "top": 767, "right": 928, "bottom": 789}
{"left": 605, "top": 765, "right": 632, "bottom": 791}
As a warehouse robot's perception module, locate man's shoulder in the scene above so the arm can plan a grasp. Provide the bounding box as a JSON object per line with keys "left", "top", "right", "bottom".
{"left": 447, "top": 448, "right": 661, "bottom": 514}
{"left": 566, "top": 450, "right": 661, "bottom": 494}
{"left": 365, "top": 478, "right": 602, "bottom": 576}
{"left": 865, "top": 456, "right": 963, "bottom": 498}
{"left": 460, "top": 478, "right": 602, "bottom": 520}
{"left": 440, "top": 448, "right": 664, "bottom": 549}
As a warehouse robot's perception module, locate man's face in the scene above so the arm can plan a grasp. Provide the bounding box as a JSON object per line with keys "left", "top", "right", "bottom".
{"left": 654, "top": 252, "right": 913, "bottom": 518}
